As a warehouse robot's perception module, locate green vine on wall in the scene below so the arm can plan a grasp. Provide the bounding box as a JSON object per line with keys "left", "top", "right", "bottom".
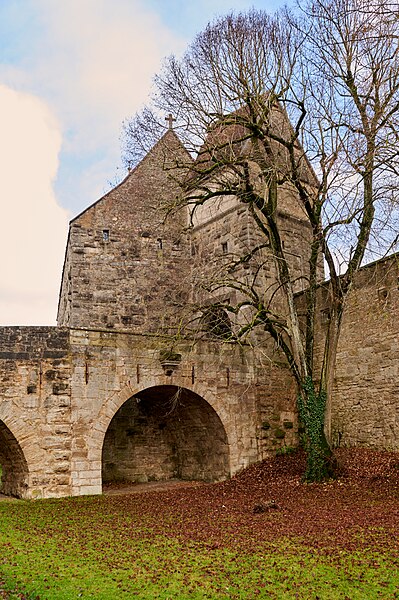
{"left": 298, "top": 377, "right": 334, "bottom": 482}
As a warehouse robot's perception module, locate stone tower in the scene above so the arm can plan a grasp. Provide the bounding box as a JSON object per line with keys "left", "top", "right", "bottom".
{"left": 58, "top": 116, "right": 319, "bottom": 340}
{"left": 57, "top": 130, "right": 193, "bottom": 334}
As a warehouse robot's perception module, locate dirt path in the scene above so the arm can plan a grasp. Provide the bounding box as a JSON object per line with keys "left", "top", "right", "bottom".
{"left": 103, "top": 479, "right": 206, "bottom": 496}
{"left": 0, "top": 480, "right": 204, "bottom": 502}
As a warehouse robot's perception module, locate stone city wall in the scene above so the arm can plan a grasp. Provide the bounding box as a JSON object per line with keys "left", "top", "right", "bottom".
{"left": 0, "top": 327, "right": 71, "bottom": 498}
{"left": 3, "top": 253, "right": 398, "bottom": 499}
{"left": 0, "top": 325, "right": 296, "bottom": 498}
{"left": 302, "top": 254, "right": 399, "bottom": 449}
{"left": 67, "top": 329, "right": 291, "bottom": 496}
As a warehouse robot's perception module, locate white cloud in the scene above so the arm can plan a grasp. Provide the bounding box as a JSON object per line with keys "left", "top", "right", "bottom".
{"left": 30, "top": 0, "right": 183, "bottom": 146}
{"left": 0, "top": 1, "right": 186, "bottom": 211}
{"left": 0, "top": 84, "right": 69, "bottom": 325}
{"left": 5, "top": 0, "right": 186, "bottom": 214}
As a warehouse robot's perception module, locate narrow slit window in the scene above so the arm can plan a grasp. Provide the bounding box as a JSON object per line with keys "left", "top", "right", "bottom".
{"left": 222, "top": 242, "right": 228, "bottom": 254}
{"left": 102, "top": 229, "right": 110, "bottom": 242}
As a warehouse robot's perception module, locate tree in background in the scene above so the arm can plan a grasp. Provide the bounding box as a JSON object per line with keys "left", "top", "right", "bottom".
{"left": 122, "top": 0, "right": 399, "bottom": 481}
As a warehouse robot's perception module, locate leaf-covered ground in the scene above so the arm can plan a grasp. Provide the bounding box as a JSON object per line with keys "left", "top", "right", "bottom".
{"left": 1, "top": 448, "right": 399, "bottom": 599}
{"left": 100, "top": 447, "right": 399, "bottom": 553}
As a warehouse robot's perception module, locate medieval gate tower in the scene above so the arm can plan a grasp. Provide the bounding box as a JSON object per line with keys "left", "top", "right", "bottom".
{"left": 0, "top": 127, "right": 398, "bottom": 499}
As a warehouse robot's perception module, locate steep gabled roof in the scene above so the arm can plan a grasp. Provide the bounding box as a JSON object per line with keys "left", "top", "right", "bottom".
{"left": 70, "top": 129, "right": 192, "bottom": 224}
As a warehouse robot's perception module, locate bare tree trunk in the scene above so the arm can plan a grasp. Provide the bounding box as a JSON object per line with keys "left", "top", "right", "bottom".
{"left": 320, "top": 297, "right": 344, "bottom": 445}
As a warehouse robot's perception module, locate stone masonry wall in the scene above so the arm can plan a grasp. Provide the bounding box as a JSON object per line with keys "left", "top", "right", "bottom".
{"left": 0, "top": 327, "right": 72, "bottom": 498}
{"left": 190, "top": 191, "right": 316, "bottom": 298}
{"left": 300, "top": 254, "right": 399, "bottom": 450}
{"left": 189, "top": 188, "right": 318, "bottom": 348}
{"left": 102, "top": 387, "right": 230, "bottom": 484}
{"left": 332, "top": 256, "right": 399, "bottom": 449}
{"left": 0, "top": 323, "right": 297, "bottom": 498}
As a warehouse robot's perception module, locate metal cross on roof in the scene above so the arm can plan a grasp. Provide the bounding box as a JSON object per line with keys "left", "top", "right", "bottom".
{"left": 165, "top": 113, "right": 176, "bottom": 130}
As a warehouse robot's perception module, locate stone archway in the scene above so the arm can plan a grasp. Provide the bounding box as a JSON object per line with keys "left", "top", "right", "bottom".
{"left": 0, "top": 420, "right": 29, "bottom": 498}
{"left": 101, "top": 385, "right": 230, "bottom": 487}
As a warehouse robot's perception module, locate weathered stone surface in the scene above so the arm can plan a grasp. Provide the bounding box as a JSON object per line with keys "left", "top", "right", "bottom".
{"left": 0, "top": 323, "right": 293, "bottom": 498}
{"left": 308, "top": 256, "right": 399, "bottom": 450}
{"left": 57, "top": 131, "right": 192, "bottom": 335}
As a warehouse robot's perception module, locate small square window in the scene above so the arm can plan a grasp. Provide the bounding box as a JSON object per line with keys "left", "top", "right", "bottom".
{"left": 102, "top": 229, "right": 110, "bottom": 242}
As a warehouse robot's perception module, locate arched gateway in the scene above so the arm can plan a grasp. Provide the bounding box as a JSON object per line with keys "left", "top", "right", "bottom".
{"left": 101, "top": 385, "right": 230, "bottom": 487}
{"left": 0, "top": 420, "right": 29, "bottom": 498}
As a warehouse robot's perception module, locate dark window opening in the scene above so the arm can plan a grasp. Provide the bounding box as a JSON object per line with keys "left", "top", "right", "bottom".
{"left": 201, "top": 305, "right": 232, "bottom": 339}
{"left": 103, "top": 229, "right": 110, "bottom": 242}
{"left": 222, "top": 242, "right": 228, "bottom": 254}
{"left": 157, "top": 238, "right": 163, "bottom": 250}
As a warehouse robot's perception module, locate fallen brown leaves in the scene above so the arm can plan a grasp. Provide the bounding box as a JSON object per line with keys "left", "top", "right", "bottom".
{"left": 104, "top": 448, "right": 399, "bottom": 555}
{"left": 0, "top": 578, "right": 29, "bottom": 600}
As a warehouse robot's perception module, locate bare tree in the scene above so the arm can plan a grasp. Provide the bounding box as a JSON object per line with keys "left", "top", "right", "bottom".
{"left": 299, "top": 0, "right": 399, "bottom": 464}
{"left": 122, "top": 1, "right": 399, "bottom": 481}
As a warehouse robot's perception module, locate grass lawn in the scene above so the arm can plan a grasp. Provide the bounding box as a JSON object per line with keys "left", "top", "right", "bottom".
{"left": 0, "top": 448, "right": 398, "bottom": 599}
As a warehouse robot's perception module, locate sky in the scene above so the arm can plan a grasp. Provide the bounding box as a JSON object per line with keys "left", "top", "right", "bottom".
{"left": 0, "top": 0, "right": 288, "bottom": 325}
